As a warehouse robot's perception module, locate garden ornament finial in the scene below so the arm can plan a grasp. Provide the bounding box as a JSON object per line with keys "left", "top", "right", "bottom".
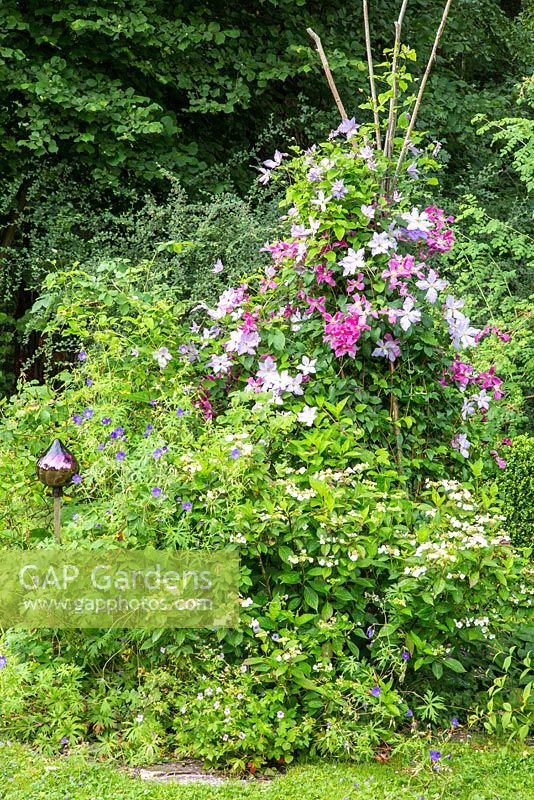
{"left": 37, "top": 438, "right": 78, "bottom": 543}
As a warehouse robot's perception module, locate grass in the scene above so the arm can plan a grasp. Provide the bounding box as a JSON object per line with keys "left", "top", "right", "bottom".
{"left": 0, "top": 740, "right": 532, "bottom": 800}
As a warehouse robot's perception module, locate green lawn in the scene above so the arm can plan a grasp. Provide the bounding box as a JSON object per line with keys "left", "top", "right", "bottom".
{"left": 0, "top": 741, "right": 532, "bottom": 800}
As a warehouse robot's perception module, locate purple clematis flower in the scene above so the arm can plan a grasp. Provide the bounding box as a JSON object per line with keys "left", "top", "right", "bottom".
{"left": 372, "top": 334, "right": 401, "bottom": 363}
{"left": 429, "top": 750, "right": 441, "bottom": 762}
{"left": 451, "top": 433, "right": 471, "bottom": 459}
{"left": 331, "top": 179, "right": 348, "bottom": 199}
{"left": 151, "top": 487, "right": 162, "bottom": 498}
{"left": 257, "top": 167, "right": 271, "bottom": 185}
{"left": 416, "top": 269, "right": 448, "bottom": 304}
{"left": 370, "top": 686, "right": 381, "bottom": 698}
{"left": 338, "top": 117, "right": 359, "bottom": 137}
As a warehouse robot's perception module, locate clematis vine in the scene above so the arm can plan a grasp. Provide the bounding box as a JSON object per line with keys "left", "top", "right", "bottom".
{"left": 452, "top": 433, "right": 471, "bottom": 458}
{"left": 209, "top": 354, "right": 233, "bottom": 376}
{"left": 153, "top": 347, "right": 172, "bottom": 369}
{"left": 400, "top": 207, "right": 433, "bottom": 236}
{"left": 447, "top": 312, "right": 480, "bottom": 350}
{"left": 361, "top": 203, "right": 375, "bottom": 220}
{"left": 297, "top": 356, "right": 317, "bottom": 376}
{"left": 310, "top": 190, "right": 331, "bottom": 212}
{"left": 331, "top": 179, "right": 348, "bottom": 199}
{"left": 296, "top": 405, "right": 318, "bottom": 426}
{"left": 330, "top": 117, "right": 359, "bottom": 139}
{"left": 382, "top": 254, "right": 416, "bottom": 289}
{"left": 208, "top": 286, "right": 248, "bottom": 320}
{"left": 369, "top": 231, "right": 397, "bottom": 256}
{"left": 183, "top": 125, "right": 509, "bottom": 470}
{"left": 226, "top": 328, "right": 261, "bottom": 356}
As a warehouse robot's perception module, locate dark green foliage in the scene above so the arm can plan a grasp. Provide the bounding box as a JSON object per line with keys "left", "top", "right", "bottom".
{"left": 0, "top": 0, "right": 528, "bottom": 193}
{"left": 4, "top": 172, "right": 281, "bottom": 305}
{"left": 0, "top": 173, "right": 281, "bottom": 389}
{"left": 499, "top": 435, "right": 534, "bottom": 549}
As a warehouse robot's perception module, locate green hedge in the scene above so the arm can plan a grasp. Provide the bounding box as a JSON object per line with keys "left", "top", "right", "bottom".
{"left": 499, "top": 435, "right": 534, "bottom": 549}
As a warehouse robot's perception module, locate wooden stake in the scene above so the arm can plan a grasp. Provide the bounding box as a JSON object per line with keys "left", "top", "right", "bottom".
{"left": 394, "top": 0, "right": 453, "bottom": 181}
{"left": 389, "top": 362, "right": 403, "bottom": 471}
{"left": 362, "top": 0, "right": 381, "bottom": 150}
{"left": 383, "top": 0, "right": 409, "bottom": 160}
{"left": 307, "top": 28, "right": 348, "bottom": 120}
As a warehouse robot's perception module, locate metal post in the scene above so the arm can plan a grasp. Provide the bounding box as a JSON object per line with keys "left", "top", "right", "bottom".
{"left": 53, "top": 487, "right": 63, "bottom": 544}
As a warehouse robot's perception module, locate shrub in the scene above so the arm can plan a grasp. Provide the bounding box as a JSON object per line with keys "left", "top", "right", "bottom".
{"left": 498, "top": 435, "right": 534, "bottom": 549}
{"left": 1, "top": 58, "right": 532, "bottom": 768}
{"left": 0, "top": 255, "right": 531, "bottom": 766}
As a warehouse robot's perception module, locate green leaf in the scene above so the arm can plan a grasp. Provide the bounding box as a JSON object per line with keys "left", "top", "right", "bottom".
{"left": 469, "top": 572, "right": 480, "bottom": 588}
{"left": 303, "top": 586, "right": 319, "bottom": 610}
{"left": 470, "top": 459, "right": 484, "bottom": 478}
{"left": 443, "top": 657, "right": 466, "bottom": 673}
{"left": 432, "top": 661, "right": 443, "bottom": 679}
{"left": 421, "top": 592, "right": 434, "bottom": 606}
{"left": 271, "top": 329, "right": 286, "bottom": 350}
{"left": 321, "top": 601, "right": 334, "bottom": 621}
{"left": 279, "top": 572, "right": 301, "bottom": 584}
